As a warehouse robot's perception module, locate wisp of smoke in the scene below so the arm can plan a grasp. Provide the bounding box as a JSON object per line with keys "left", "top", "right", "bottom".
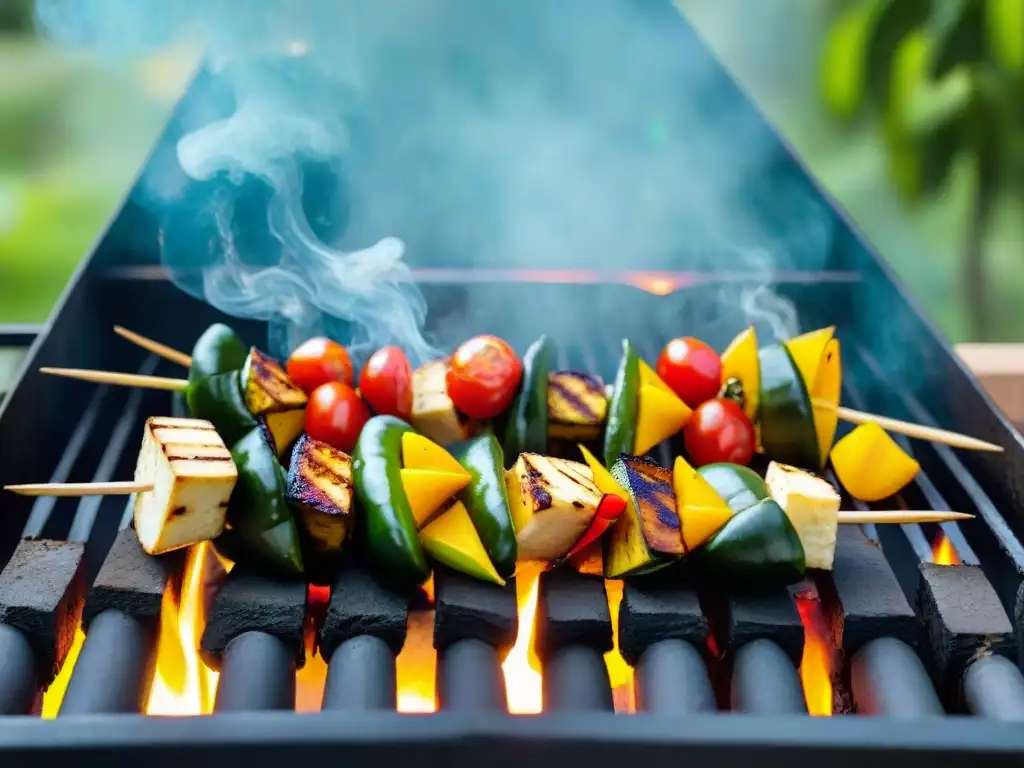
{"left": 36, "top": 0, "right": 834, "bottom": 362}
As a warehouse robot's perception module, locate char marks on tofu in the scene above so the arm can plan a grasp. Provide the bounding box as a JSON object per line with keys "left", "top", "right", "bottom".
{"left": 286, "top": 434, "right": 354, "bottom": 552}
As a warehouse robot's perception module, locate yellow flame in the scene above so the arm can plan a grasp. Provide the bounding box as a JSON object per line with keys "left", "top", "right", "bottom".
{"left": 395, "top": 609, "right": 437, "bottom": 712}
{"left": 603, "top": 579, "right": 635, "bottom": 713}
{"left": 503, "top": 562, "right": 544, "bottom": 714}
{"left": 932, "top": 532, "right": 960, "bottom": 565}
{"left": 145, "top": 543, "right": 220, "bottom": 715}
{"left": 39, "top": 627, "right": 85, "bottom": 718}
{"left": 795, "top": 590, "right": 833, "bottom": 716}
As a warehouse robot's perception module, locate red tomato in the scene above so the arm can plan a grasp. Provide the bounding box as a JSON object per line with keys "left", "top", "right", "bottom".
{"left": 359, "top": 346, "right": 413, "bottom": 420}
{"left": 305, "top": 382, "right": 370, "bottom": 453}
{"left": 287, "top": 337, "right": 353, "bottom": 393}
{"left": 657, "top": 337, "right": 723, "bottom": 408}
{"left": 684, "top": 398, "right": 756, "bottom": 467}
{"left": 446, "top": 335, "right": 523, "bottom": 420}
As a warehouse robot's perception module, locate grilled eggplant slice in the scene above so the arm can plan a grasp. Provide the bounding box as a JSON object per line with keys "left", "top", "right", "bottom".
{"left": 547, "top": 371, "right": 608, "bottom": 441}
{"left": 505, "top": 453, "right": 601, "bottom": 562}
{"left": 411, "top": 360, "right": 476, "bottom": 446}
{"left": 286, "top": 434, "right": 354, "bottom": 553}
{"left": 241, "top": 347, "right": 308, "bottom": 416}
{"left": 604, "top": 455, "right": 684, "bottom": 578}
{"left": 133, "top": 417, "right": 237, "bottom": 556}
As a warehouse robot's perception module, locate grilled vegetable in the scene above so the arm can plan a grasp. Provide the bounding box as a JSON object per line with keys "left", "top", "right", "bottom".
{"left": 186, "top": 370, "right": 257, "bottom": 447}
{"left": 603, "top": 455, "right": 685, "bottom": 578}
{"left": 720, "top": 326, "right": 760, "bottom": 421}
{"left": 411, "top": 360, "right": 476, "bottom": 447}
{"left": 683, "top": 398, "right": 756, "bottom": 467}
{"left": 784, "top": 326, "right": 841, "bottom": 466}
{"left": 699, "top": 498, "right": 806, "bottom": 586}
{"left": 698, "top": 462, "right": 768, "bottom": 513}
{"left": 259, "top": 409, "right": 306, "bottom": 458}
{"left": 189, "top": 324, "right": 248, "bottom": 385}
{"left": 226, "top": 427, "right": 305, "bottom": 576}
{"left": 447, "top": 335, "right": 523, "bottom": 420}
{"left": 829, "top": 422, "right": 920, "bottom": 502}
{"left": 765, "top": 461, "right": 841, "bottom": 570}
{"left": 306, "top": 381, "right": 370, "bottom": 454}
{"left": 360, "top": 346, "right": 413, "bottom": 420}
{"left": 420, "top": 499, "right": 504, "bottom": 585}
{"left": 547, "top": 370, "right": 607, "bottom": 441}
{"left": 672, "top": 455, "right": 734, "bottom": 552}
{"left": 399, "top": 431, "right": 472, "bottom": 528}
{"left": 241, "top": 348, "right": 308, "bottom": 416}
{"left": 634, "top": 358, "right": 692, "bottom": 457}
{"left": 286, "top": 434, "right": 354, "bottom": 554}
{"left": 603, "top": 339, "right": 640, "bottom": 466}
{"left": 657, "top": 337, "right": 723, "bottom": 409}
{"left": 506, "top": 452, "right": 601, "bottom": 562}
{"left": 448, "top": 434, "right": 518, "bottom": 578}
{"left": 286, "top": 337, "right": 354, "bottom": 393}
{"left": 133, "top": 417, "right": 237, "bottom": 556}
{"left": 503, "top": 335, "right": 554, "bottom": 461}
{"left": 757, "top": 343, "right": 819, "bottom": 471}
{"left": 564, "top": 493, "right": 627, "bottom": 561}
{"left": 352, "top": 416, "right": 430, "bottom": 588}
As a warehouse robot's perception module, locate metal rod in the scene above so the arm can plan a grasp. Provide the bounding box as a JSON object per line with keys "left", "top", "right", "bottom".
{"left": 59, "top": 611, "right": 154, "bottom": 715}
{"left": 438, "top": 638, "right": 506, "bottom": 713}
{"left": 730, "top": 639, "right": 806, "bottom": 714}
{"left": 214, "top": 631, "right": 295, "bottom": 712}
{"left": 963, "top": 654, "right": 1024, "bottom": 721}
{"left": 544, "top": 645, "right": 613, "bottom": 712}
{"left": 850, "top": 637, "right": 943, "bottom": 717}
{"left": 635, "top": 639, "right": 716, "bottom": 714}
{"left": 0, "top": 624, "right": 37, "bottom": 715}
{"left": 321, "top": 636, "right": 396, "bottom": 711}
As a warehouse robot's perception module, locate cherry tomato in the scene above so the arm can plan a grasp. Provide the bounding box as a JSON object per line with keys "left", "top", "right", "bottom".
{"left": 683, "top": 398, "right": 756, "bottom": 467}
{"left": 305, "top": 382, "right": 370, "bottom": 453}
{"left": 657, "top": 337, "right": 723, "bottom": 409}
{"left": 286, "top": 337, "right": 353, "bottom": 393}
{"left": 446, "top": 335, "right": 523, "bottom": 420}
{"left": 359, "top": 346, "right": 413, "bottom": 420}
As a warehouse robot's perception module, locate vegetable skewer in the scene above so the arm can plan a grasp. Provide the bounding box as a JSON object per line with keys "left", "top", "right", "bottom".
{"left": 825, "top": 403, "right": 1002, "bottom": 453}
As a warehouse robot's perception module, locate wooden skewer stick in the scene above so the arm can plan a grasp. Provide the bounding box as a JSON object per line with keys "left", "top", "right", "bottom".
{"left": 4, "top": 481, "right": 154, "bottom": 497}
{"left": 39, "top": 367, "right": 189, "bottom": 392}
{"left": 113, "top": 326, "right": 192, "bottom": 368}
{"left": 837, "top": 510, "right": 973, "bottom": 525}
{"left": 813, "top": 399, "right": 1003, "bottom": 453}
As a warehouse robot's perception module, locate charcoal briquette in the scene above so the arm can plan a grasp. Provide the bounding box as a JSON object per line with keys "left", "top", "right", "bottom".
{"left": 433, "top": 567, "right": 517, "bottom": 654}
{"left": 917, "top": 563, "right": 1015, "bottom": 700}
{"left": 200, "top": 566, "right": 306, "bottom": 669}
{"left": 83, "top": 528, "right": 175, "bottom": 627}
{"left": 619, "top": 580, "right": 707, "bottom": 667}
{"left": 538, "top": 570, "right": 612, "bottom": 655}
{"left": 319, "top": 565, "right": 408, "bottom": 660}
{"left": 720, "top": 588, "right": 803, "bottom": 665}
{"left": 819, "top": 526, "right": 918, "bottom": 655}
{"left": 0, "top": 538, "right": 85, "bottom": 684}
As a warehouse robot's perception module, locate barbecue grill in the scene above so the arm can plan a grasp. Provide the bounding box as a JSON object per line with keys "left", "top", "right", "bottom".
{"left": 3, "top": 2, "right": 1024, "bottom": 765}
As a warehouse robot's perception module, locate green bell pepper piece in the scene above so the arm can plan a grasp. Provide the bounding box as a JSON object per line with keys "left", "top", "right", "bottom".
{"left": 186, "top": 369, "right": 257, "bottom": 447}
{"left": 758, "top": 344, "right": 819, "bottom": 470}
{"left": 603, "top": 339, "right": 639, "bottom": 467}
{"left": 699, "top": 498, "right": 806, "bottom": 586}
{"left": 501, "top": 335, "right": 554, "bottom": 466}
{"left": 698, "top": 462, "right": 769, "bottom": 514}
{"left": 352, "top": 415, "right": 431, "bottom": 589}
{"left": 188, "top": 323, "right": 249, "bottom": 385}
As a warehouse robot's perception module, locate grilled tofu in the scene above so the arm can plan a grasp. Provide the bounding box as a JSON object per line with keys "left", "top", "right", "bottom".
{"left": 410, "top": 360, "right": 476, "bottom": 446}
{"left": 242, "top": 348, "right": 308, "bottom": 416}
{"left": 286, "top": 434, "right": 353, "bottom": 552}
{"left": 765, "top": 461, "right": 841, "bottom": 570}
{"left": 505, "top": 453, "right": 601, "bottom": 562}
{"left": 133, "top": 417, "right": 237, "bottom": 556}
{"left": 547, "top": 371, "right": 608, "bottom": 440}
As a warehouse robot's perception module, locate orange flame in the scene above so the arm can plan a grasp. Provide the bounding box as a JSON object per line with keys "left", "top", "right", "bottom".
{"left": 503, "top": 562, "right": 544, "bottom": 714}
{"left": 145, "top": 543, "right": 221, "bottom": 715}
{"left": 39, "top": 627, "right": 85, "bottom": 718}
{"left": 932, "top": 532, "right": 960, "bottom": 565}
{"left": 795, "top": 586, "right": 833, "bottom": 716}
{"left": 395, "top": 607, "right": 438, "bottom": 712}
{"left": 295, "top": 584, "right": 331, "bottom": 712}
{"left": 604, "top": 579, "right": 635, "bottom": 713}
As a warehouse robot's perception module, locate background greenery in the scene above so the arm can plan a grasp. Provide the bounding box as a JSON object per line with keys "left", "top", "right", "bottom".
{"left": 0, "top": 0, "right": 1021, "bottom": 342}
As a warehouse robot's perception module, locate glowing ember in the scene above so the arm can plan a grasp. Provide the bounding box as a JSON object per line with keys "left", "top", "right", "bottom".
{"left": 932, "top": 532, "right": 960, "bottom": 565}
{"left": 145, "top": 543, "right": 220, "bottom": 715}
{"left": 503, "top": 562, "right": 544, "bottom": 714}
{"left": 794, "top": 585, "right": 833, "bottom": 716}
{"left": 395, "top": 609, "right": 437, "bottom": 713}
{"left": 39, "top": 627, "right": 85, "bottom": 718}
{"left": 295, "top": 583, "right": 331, "bottom": 712}
{"left": 603, "top": 579, "right": 635, "bottom": 713}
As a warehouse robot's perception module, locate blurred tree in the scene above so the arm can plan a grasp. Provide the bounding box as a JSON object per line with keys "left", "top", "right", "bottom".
{"left": 0, "top": 0, "right": 34, "bottom": 33}
{"left": 820, "top": 0, "right": 1023, "bottom": 339}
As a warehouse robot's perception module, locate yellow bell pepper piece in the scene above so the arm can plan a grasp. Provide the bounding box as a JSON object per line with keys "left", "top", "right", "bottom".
{"left": 672, "top": 456, "right": 733, "bottom": 552}
{"left": 721, "top": 326, "right": 760, "bottom": 421}
{"left": 829, "top": 422, "right": 920, "bottom": 502}
{"left": 785, "top": 327, "right": 842, "bottom": 468}
{"left": 632, "top": 359, "right": 691, "bottom": 455}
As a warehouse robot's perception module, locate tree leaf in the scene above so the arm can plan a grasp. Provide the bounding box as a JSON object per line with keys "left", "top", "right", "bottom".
{"left": 820, "top": 0, "right": 886, "bottom": 119}
{"left": 932, "top": 0, "right": 985, "bottom": 78}
{"left": 866, "top": 0, "right": 933, "bottom": 106}
{"left": 986, "top": 0, "right": 1024, "bottom": 72}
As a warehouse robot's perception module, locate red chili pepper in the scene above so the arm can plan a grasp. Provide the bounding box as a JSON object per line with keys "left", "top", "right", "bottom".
{"left": 565, "top": 493, "right": 627, "bottom": 560}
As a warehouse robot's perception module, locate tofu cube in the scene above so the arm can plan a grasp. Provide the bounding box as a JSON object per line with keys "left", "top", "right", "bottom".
{"left": 765, "top": 461, "right": 841, "bottom": 570}
{"left": 411, "top": 360, "right": 476, "bottom": 446}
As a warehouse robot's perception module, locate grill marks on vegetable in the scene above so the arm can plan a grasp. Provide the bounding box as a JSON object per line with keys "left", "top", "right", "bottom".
{"left": 547, "top": 371, "right": 607, "bottom": 441}
{"left": 612, "top": 456, "right": 682, "bottom": 553}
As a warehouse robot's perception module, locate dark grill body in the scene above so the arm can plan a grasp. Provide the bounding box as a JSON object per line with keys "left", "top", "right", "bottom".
{"left": 3, "top": 2, "right": 1024, "bottom": 764}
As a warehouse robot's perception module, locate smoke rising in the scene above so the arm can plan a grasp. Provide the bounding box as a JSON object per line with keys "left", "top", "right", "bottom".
{"left": 35, "top": 0, "right": 834, "bottom": 362}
